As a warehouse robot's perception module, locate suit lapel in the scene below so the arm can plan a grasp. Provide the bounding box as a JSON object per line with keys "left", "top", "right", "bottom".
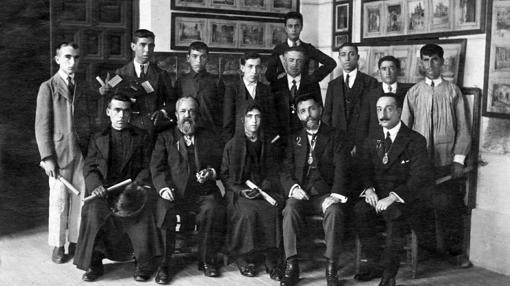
{"left": 294, "top": 129, "right": 308, "bottom": 169}
{"left": 174, "top": 128, "right": 189, "bottom": 163}
{"left": 119, "top": 128, "right": 135, "bottom": 172}
{"left": 313, "top": 125, "right": 329, "bottom": 160}
{"left": 386, "top": 124, "right": 411, "bottom": 166}
{"left": 55, "top": 74, "right": 71, "bottom": 102}
{"left": 146, "top": 64, "right": 159, "bottom": 90}
{"left": 97, "top": 130, "right": 110, "bottom": 165}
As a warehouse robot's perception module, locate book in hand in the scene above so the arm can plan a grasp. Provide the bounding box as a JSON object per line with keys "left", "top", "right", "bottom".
{"left": 245, "top": 180, "right": 278, "bottom": 207}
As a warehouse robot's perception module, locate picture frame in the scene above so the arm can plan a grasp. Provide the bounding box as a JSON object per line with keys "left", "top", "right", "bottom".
{"left": 171, "top": 13, "right": 284, "bottom": 52}
{"left": 332, "top": 0, "right": 352, "bottom": 50}
{"left": 335, "top": 2, "right": 350, "bottom": 32}
{"left": 171, "top": 0, "right": 299, "bottom": 17}
{"left": 361, "top": 0, "right": 486, "bottom": 42}
{"left": 333, "top": 34, "right": 350, "bottom": 51}
{"left": 483, "top": 0, "right": 510, "bottom": 118}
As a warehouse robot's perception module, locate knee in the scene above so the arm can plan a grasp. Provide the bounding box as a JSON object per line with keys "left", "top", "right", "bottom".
{"left": 282, "top": 200, "right": 301, "bottom": 219}
{"left": 324, "top": 203, "right": 344, "bottom": 219}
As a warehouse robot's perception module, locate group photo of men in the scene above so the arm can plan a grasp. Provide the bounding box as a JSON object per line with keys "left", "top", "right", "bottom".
{"left": 35, "top": 11, "right": 471, "bottom": 286}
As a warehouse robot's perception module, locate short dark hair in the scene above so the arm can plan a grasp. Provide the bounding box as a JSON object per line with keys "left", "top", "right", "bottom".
{"left": 283, "top": 45, "right": 306, "bottom": 57}
{"left": 55, "top": 41, "right": 79, "bottom": 55}
{"left": 188, "top": 41, "right": 209, "bottom": 55}
{"left": 420, "top": 43, "right": 444, "bottom": 60}
{"left": 132, "top": 29, "right": 155, "bottom": 43}
{"left": 241, "top": 51, "right": 261, "bottom": 65}
{"left": 378, "top": 55, "right": 401, "bottom": 70}
{"left": 295, "top": 92, "right": 322, "bottom": 109}
{"left": 284, "top": 11, "right": 303, "bottom": 25}
{"left": 378, "top": 92, "right": 403, "bottom": 108}
{"left": 243, "top": 102, "right": 263, "bottom": 117}
{"left": 107, "top": 94, "right": 132, "bottom": 108}
{"left": 338, "top": 42, "right": 358, "bottom": 54}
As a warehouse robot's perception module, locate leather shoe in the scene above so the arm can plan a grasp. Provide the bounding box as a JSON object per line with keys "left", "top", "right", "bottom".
{"left": 133, "top": 267, "right": 152, "bottom": 282}
{"left": 51, "top": 246, "right": 65, "bottom": 264}
{"left": 155, "top": 266, "right": 171, "bottom": 284}
{"left": 266, "top": 264, "right": 283, "bottom": 281}
{"left": 239, "top": 263, "right": 256, "bottom": 277}
{"left": 68, "top": 243, "right": 76, "bottom": 257}
{"left": 198, "top": 262, "right": 219, "bottom": 277}
{"left": 82, "top": 264, "right": 104, "bottom": 282}
{"left": 378, "top": 277, "right": 396, "bottom": 286}
{"left": 354, "top": 269, "right": 383, "bottom": 281}
{"left": 326, "top": 261, "right": 339, "bottom": 286}
{"left": 280, "top": 260, "right": 299, "bottom": 286}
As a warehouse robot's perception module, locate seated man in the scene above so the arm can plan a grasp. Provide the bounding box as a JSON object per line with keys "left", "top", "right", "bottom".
{"left": 151, "top": 96, "right": 226, "bottom": 283}
{"left": 354, "top": 93, "right": 433, "bottom": 286}
{"left": 280, "top": 93, "right": 349, "bottom": 286}
{"left": 74, "top": 94, "right": 160, "bottom": 282}
{"left": 221, "top": 103, "right": 283, "bottom": 280}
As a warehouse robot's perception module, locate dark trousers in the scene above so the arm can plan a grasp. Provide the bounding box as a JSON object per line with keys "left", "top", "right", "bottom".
{"left": 354, "top": 200, "right": 405, "bottom": 278}
{"left": 160, "top": 194, "right": 226, "bottom": 264}
{"left": 282, "top": 194, "right": 345, "bottom": 261}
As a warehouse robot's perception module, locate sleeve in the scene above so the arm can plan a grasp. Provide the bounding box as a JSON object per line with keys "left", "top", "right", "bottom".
{"left": 83, "top": 135, "right": 105, "bottom": 196}
{"left": 401, "top": 90, "right": 414, "bottom": 128}
{"left": 150, "top": 133, "right": 176, "bottom": 192}
{"left": 322, "top": 81, "right": 335, "bottom": 127}
{"left": 220, "top": 141, "right": 244, "bottom": 195}
{"left": 356, "top": 88, "right": 374, "bottom": 148}
{"left": 222, "top": 85, "right": 236, "bottom": 142}
{"left": 330, "top": 134, "right": 349, "bottom": 196}
{"left": 135, "top": 132, "right": 152, "bottom": 186}
{"left": 279, "top": 136, "right": 298, "bottom": 197}
{"left": 452, "top": 86, "right": 471, "bottom": 158}
{"left": 265, "top": 46, "right": 283, "bottom": 84}
{"left": 214, "top": 77, "right": 226, "bottom": 129}
{"left": 159, "top": 70, "right": 178, "bottom": 117}
{"left": 34, "top": 82, "right": 55, "bottom": 162}
{"left": 359, "top": 138, "right": 375, "bottom": 191}
{"left": 306, "top": 44, "right": 337, "bottom": 83}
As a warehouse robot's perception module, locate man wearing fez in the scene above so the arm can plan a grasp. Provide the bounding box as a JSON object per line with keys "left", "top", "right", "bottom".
{"left": 280, "top": 94, "right": 349, "bottom": 286}
{"left": 221, "top": 103, "right": 284, "bottom": 280}
{"left": 266, "top": 11, "right": 337, "bottom": 84}
{"left": 323, "top": 42, "right": 378, "bottom": 157}
{"left": 357, "top": 56, "right": 408, "bottom": 146}
{"left": 151, "top": 97, "right": 226, "bottom": 283}
{"left": 74, "top": 94, "right": 160, "bottom": 282}
{"left": 223, "top": 51, "right": 279, "bottom": 143}
{"left": 272, "top": 46, "right": 322, "bottom": 146}
{"left": 99, "top": 29, "right": 176, "bottom": 134}
{"left": 401, "top": 44, "right": 471, "bottom": 261}
{"left": 35, "top": 42, "right": 97, "bottom": 263}
{"left": 354, "top": 93, "right": 433, "bottom": 286}
{"left": 175, "top": 41, "right": 225, "bottom": 133}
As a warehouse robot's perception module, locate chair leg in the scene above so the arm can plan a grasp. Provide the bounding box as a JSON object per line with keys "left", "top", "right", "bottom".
{"left": 411, "top": 229, "right": 418, "bottom": 279}
{"left": 355, "top": 234, "right": 361, "bottom": 274}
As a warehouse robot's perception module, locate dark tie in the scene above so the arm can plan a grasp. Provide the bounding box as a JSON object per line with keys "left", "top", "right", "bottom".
{"left": 344, "top": 74, "right": 351, "bottom": 104}
{"left": 388, "top": 85, "right": 393, "bottom": 93}
{"left": 430, "top": 81, "right": 435, "bottom": 87}
{"left": 139, "top": 64, "right": 146, "bottom": 79}
{"left": 290, "top": 79, "right": 297, "bottom": 99}
{"left": 384, "top": 131, "right": 392, "bottom": 153}
{"left": 67, "top": 76, "right": 74, "bottom": 102}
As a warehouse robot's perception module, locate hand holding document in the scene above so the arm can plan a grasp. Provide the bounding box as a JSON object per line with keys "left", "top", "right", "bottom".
{"left": 245, "top": 180, "right": 278, "bottom": 207}
{"left": 83, "top": 179, "right": 132, "bottom": 203}
{"left": 40, "top": 161, "right": 80, "bottom": 196}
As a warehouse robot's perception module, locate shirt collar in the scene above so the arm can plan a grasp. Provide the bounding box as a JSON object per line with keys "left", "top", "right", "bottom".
{"left": 343, "top": 68, "right": 358, "bottom": 82}
{"left": 243, "top": 79, "right": 257, "bottom": 88}
{"left": 58, "top": 69, "right": 74, "bottom": 83}
{"left": 383, "top": 121, "right": 402, "bottom": 142}
{"left": 425, "top": 76, "right": 443, "bottom": 87}
{"left": 383, "top": 82, "right": 398, "bottom": 93}
{"left": 287, "top": 38, "right": 301, "bottom": 47}
{"left": 287, "top": 74, "right": 301, "bottom": 85}
{"left": 133, "top": 60, "right": 149, "bottom": 76}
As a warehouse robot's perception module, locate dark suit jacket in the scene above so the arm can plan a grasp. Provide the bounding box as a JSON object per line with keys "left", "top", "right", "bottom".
{"left": 359, "top": 123, "right": 433, "bottom": 203}
{"left": 115, "top": 62, "right": 176, "bottom": 129}
{"left": 323, "top": 71, "right": 378, "bottom": 151}
{"left": 35, "top": 73, "right": 98, "bottom": 168}
{"left": 356, "top": 83, "right": 408, "bottom": 147}
{"left": 266, "top": 41, "right": 337, "bottom": 84}
{"left": 272, "top": 75, "right": 322, "bottom": 141}
{"left": 280, "top": 123, "right": 349, "bottom": 198}
{"left": 83, "top": 125, "right": 151, "bottom": 195}
{"left": 223, "top": 80, "right": 279, "bottom": 142}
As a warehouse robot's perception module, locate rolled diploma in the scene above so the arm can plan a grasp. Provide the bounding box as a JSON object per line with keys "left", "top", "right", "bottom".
{"left": 245, "top": 180, "right": 278, "bottom": 207}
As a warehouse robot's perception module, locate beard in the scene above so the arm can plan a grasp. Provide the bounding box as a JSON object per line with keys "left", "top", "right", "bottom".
{"left": 303, "top": 117, "right": 320, "bottom": 130}
{"left": 178, "top": 118, "right": 196, "bottom": 135}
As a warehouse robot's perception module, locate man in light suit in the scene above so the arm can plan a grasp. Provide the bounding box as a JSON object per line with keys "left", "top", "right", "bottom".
{"left": 35, "top": 42, "right": 97, "bottom": 263}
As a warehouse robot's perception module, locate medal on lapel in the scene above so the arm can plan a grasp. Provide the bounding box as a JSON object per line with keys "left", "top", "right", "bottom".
{"left": 382, "top": 153, "right": 389, "bottom": 165}
{"left": 307, "top": 154, "right": 314, "bottom": 165}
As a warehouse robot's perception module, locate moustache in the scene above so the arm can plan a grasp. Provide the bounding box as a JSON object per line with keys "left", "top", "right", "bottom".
{"left": 379, "top": 117, "right": 390, "bottom": 121}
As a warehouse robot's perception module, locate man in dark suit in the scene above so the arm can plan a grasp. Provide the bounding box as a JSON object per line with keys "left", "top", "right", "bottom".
{"left": 280, "top": 93, "right": 349, "bottom": 286}
{"left": 266, "top": 11, "right": 337, "bottom": 84}
{"left": 74, "top": 94, "right": 160, "bottom": 282}
{"left": 99, "top": 29, "right": 176, "bottom": 134}
{"left": 223, "top": 51, "right": 279, "bottom": 143}
{"left": 323, "top": 42, "right": 378, "bottom": 157}
{"left": 354, "top": 93, "right": 433, "bottom": 286}
{"left": 151, "top": 97, "right": 226, "bottom": 283}
{"left": 357, "top": 56, "right": 407, "bottom": 147}
{"left": 175, "top": 41, "right": 225, "bottom": 134}
{"left": 271, "top": 46, "right": 322, "bottom": 146}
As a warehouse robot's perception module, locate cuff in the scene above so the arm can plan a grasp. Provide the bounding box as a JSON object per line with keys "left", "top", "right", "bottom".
{"left": 390, "top": 192, "right": 405, "bottom": 204}
{"left": 209, "top": 168, "right": 217, "bottom": 180}
{"left": 159, "top": 187, "right": 171, "bottom": 196}
{"left": 359, "top": 187, "right": 375, "bottom": 197}
{"left": 289, "top": 184, "right": 300, "bottom": 198}
{"left": 160, "top": 109, "right": 169, "bottom": 118}
{"left": 453, "top": 154, "right": 466, "bottom": 165}
{"left": 330, "top": 193, "right": 348, "bottom": 203}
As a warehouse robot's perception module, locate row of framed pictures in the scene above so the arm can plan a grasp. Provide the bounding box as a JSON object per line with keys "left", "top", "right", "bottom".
{"left": 357, "top": 39, "right": 466, "bottom": 85}
{"left": 332, "top": 0, "right": 352, "bottom": 50}
{"left": 361, "top": 0, "right": 486, "bottom": 41}
{"left": 171, "top": 13, "right": 286, "bottom": 52}
{"left": 172, "top": 0, "right": 299, "bottom": 17}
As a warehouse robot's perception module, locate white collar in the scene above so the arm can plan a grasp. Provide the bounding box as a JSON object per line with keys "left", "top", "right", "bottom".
{"left": 425, "top": 77, "right": 443, "bottom": 87}
{"left": 133, "top": 60, "right": 149, "bottom": 76}
{"left": 287, "top": 73, "right": 301, "bottom": 84}
{"left": 383, "top": 82, "right": 398, "bottom": 93}
{"left": 343, "top": 68, "right": 358, "bottom": 86}
{"left": 58, "top": 70, "right": 74, "bottom": 83}
{"left": 243, "top": 79, "right": 257, "bottom": 87}
{"left": 382, "top": 121, "right": 402, "bottom": 142}
{"left": 287, "top": 38, "right": 301, "bottom": 47}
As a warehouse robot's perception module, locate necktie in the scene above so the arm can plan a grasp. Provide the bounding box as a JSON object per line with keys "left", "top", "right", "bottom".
{"left": 384, "top": 131, "right": 392, "bottom": 153}
{"left": 67, "top": 76, "right": 74, "bottom": 102}
{"left": 290, "top": 80, "right": 297, "bottom": 98}
{"left": 430, "top": 81, "right": 435, "bottom": 87}
{"left": 344, "top": 74, "right": 351, "bottom": 105}
{"left": 388, "top": 85, "right": 393, "bottom": 93}
{"left": 139, "top": 64, "right": 146, "bottom": 79}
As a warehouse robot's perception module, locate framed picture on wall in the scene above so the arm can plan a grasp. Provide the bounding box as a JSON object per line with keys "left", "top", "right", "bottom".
{"left": 174, "top": 16, "right": 207, "bottom": 47}
{"left": 385, "top": 0, "right": 404, "bottom": 35}
{"left": 209, "top": 19, "right": 237, "bottom": 48}
{"left": 335, "top": 2, "right": 349, "bottom": 32}
{"left": 363, "top": 1, "right": 384, "bottom": 38}
{"left": 333, "top": 34, "right": 350, "bottom": 51}
{"left": 407, "top": 0, "right": 428, "bottom": 34}
{"left": 239, "top": 21, "right": 266, "bottom": 49}
{"left": 430, "top": 0, "right": 451, "bottom": 31}
{"left": 172, "top": 0, "right": 299, "bottom": 17}
{"left": 268, "top": 23, "right": 287, "bottom": 47}
{"left": 332, "top": 0, "right": 352, "bottom": 50}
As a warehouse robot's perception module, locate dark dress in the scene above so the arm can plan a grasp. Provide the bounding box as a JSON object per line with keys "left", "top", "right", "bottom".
{"left": 221, "top": 135, "right": 283, "bottom": 261}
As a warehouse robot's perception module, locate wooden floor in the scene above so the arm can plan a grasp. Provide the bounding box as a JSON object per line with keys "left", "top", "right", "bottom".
{"left": 1, "top": 226, "right": 509, "bottom": 286}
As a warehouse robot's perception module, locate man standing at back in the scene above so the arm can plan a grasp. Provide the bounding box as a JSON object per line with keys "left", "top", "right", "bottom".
{"left": 266, "top": 12, "right": 337, "bottom": 85}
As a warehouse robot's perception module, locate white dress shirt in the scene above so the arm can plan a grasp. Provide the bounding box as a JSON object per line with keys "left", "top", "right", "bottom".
{"left": 382, "top": 82, "right": 398, "bottom": 93}
{"left": 343, "top": 68, "right": 358, "bottom": 89}
{"left": 243, "top": 79, "right": 257, "bottom": 99}
{"left": 287, "top": 74, "right": 302, "bottom": 91}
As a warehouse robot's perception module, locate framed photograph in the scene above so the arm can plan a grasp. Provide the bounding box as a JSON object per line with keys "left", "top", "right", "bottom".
{"left": 385, "top": 0, "right": 404, "bottom": 35}
{"left": 407, "top": 0, "right": 427, "bottom": 34}
{"left": 172, "top": 0, "right": 299, "bottom": 17}
{"left": 335, "top": 3, "right": 350, "bottom": 32}
{"left": 494, "top": 45, "right": 510, "bottom": 72}
{"left": 239, "top": 22, "right": 266, "bottom": 49}
{"left": 210, "top": 19, "right": 237, "bottom": 48}
{"left": 430, "top": 0, "right": 451, "bottom": 31}
{"left": 174, "top": 16, "right": 207, "bottom": 47}
{"left": 357, "top": 47, "right": 370, "bottom": 75}
{"left": 268, "top": 23, "right": 287, "bottom": 47}
{"left": 393, "top": 47, "right": 412, "bottom": 81}
{"left": 333, "top": 34, "right": 350, "bottom": 51}
{"left": 485, "top": 80, "right": 510, "bottom": 116}
{"left": 454, "top": 0, "right": 482, "bottom": 30}
{"left": 363, "top": 1, "right": 384, "bottom": 38}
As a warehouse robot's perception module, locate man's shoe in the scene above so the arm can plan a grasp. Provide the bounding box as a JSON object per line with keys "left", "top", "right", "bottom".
{"left": 378, "top": 277, "right": 396, "bottom": 286}
{"left": 68, "top": 243, "right": 77, "bottom": 257}
{"left": 155, "top": 266, "right": 171, "bottom": 284}
{"left": 51, "top": 246, "right": 65, "bottom": 264}
{"left": 326, "top": 261, "right": 339, "bottom": 286}
{"left": 280, "top": 261, "right": 299, "bottom": 286}
{"left": 133, "top": 266, "right": 152, "bottom": 282}
{"left": 239, "top": 263, "right": 256, "bottom": 277}
{"left": 266, "top": 264, "right": 284, "bottom": 281}
{"left": 354, "top": 269, "right": 383, "bottom": 281}
{"left": 82, "top": 264, "right": 104, "bottom": 282}
{"left": 198, "top": 262, "right": 219, "bottom": 277}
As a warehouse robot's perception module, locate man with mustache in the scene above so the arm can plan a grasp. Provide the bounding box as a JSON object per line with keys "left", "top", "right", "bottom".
{"left": 279, "top": 93, "right": 349, "bottom": 286}
{"left": 354, "top": 93, "right": 433, "bottom": 286}
{"left": 151, "top": 97, "right": 226, "bottom": 283}
{"left": 401, "top": 44, "right": 471, "bottom": 263}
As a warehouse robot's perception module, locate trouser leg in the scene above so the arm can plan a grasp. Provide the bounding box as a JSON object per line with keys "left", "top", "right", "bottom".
{"left": 195, "top": 195, "right": 226, "bottom": 263}
{"left": 282, "top": 198, "right": 305, "bottom": 260}
{"left": 67, "top": 155, "right": 85, "bottom": 243}
{"left": 322, "top": 203, "right": 344, "bottom": 261}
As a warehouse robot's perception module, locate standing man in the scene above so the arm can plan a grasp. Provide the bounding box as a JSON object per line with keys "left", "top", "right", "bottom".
{"left": 35, "top": 42, "right": 97, "bottom": 263}
{"left": 74, "top": 94, "right": 160, "bottom": 282}
{"left": 175, "top": 41, "right": 225, "bottom": 133}
{"left": 223, "top": 51, "right": 279, "bottom": 142}
{"left": 323, "top": 42, "right": 378, "bottom": 157}
{"left": 99, "top": 29, "right": 176, "bottom": 134}
{"left": 357, "top": 56, "right": 407, "bottom": 146}
{"left": 266, "top": 12, "right": 337, "bottom": 84}
{"left": 272, "top": 46, "right": 322, "bottom": 146}
{"left": 280, "top": 94, "right": 349, "bottom": 286}
{"left": 151, "top": 97, "right": 226, "bottom": 283}
{"left": 354, "top": 93, "right": 433, "bottom": 286}
{"left": 401, "top": 44, "right": 471, "bottom": 260}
